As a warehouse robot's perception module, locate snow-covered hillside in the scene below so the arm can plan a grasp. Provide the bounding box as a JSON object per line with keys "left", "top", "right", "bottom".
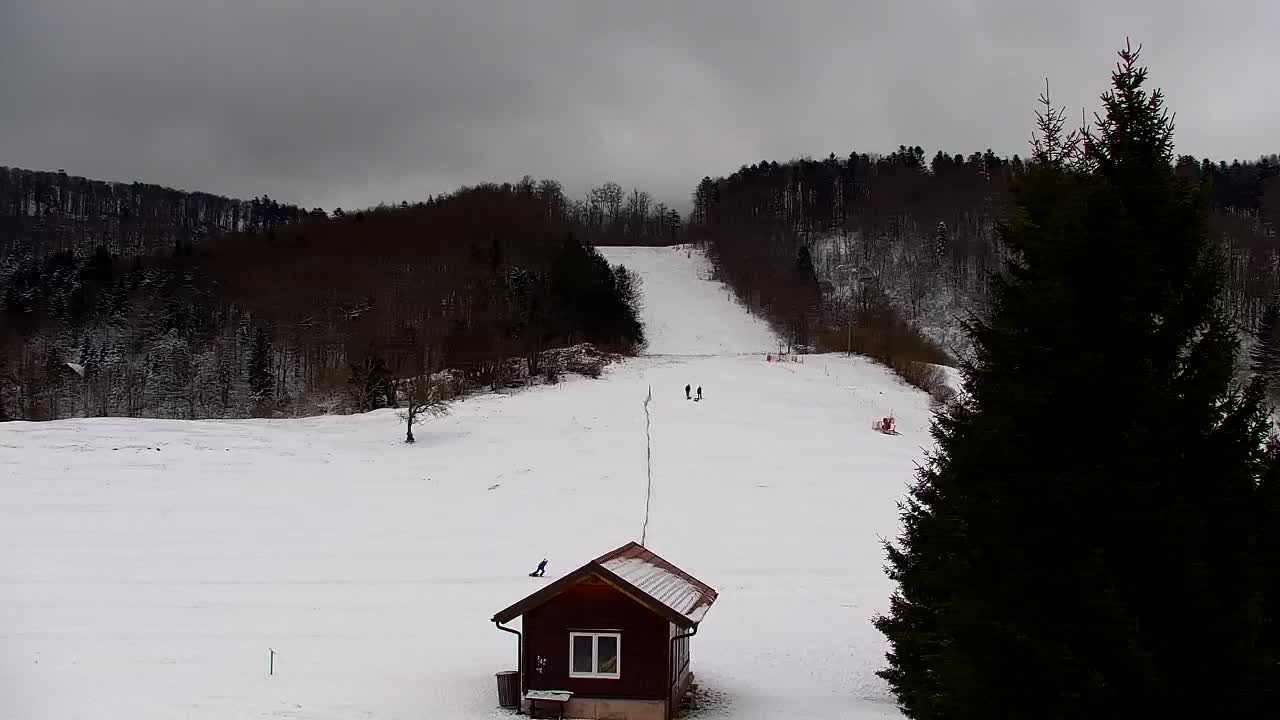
{"left": 603, "top": 245, "right": 777, "bottom": 356}
{"left": 1, "top": 247, "right": 928, "bottom": 720}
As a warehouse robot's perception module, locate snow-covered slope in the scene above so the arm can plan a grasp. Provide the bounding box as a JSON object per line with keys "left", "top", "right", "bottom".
{"left": 599, "top": 245, "right": 778, "bottom": 355}
{"left": 0, "top": 247, "right": 923, "bottom": 720}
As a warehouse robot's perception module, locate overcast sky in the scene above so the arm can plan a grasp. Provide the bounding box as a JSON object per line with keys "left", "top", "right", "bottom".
{"left": 3, "top": 1, "right": 1275, "bottom": 212}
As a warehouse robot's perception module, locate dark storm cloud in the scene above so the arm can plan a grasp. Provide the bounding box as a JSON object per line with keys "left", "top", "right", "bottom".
{"left": 3, "top": 1, "right": 1276, "bottom": 211}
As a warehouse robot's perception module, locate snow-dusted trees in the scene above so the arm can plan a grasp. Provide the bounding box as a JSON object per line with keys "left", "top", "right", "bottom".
{"left": 144, "top": 329, "right": 193, "bottom": 418}
{"left": 690, "top": 123, "right": 1280, "bottom": 375}
{"left": 692, "top": 149, "right": 1012, "bottom": 350}
{"left": 347, "top": 348, "right": 392, "bottom": 413}
{"left": 247, "top": 327, "right": 273, "bottom": 411}
{"left": 0, "top": 177, "right": 649, "bottom": 421}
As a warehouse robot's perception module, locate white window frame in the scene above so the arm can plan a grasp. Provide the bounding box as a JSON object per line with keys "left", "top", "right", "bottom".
{"left": 568, "top": 631, "right": 622, "bottom": 679}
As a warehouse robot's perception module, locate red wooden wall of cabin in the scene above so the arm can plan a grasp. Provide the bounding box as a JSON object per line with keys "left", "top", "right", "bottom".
{"left": 523, "top": 579, "right": 670, "bottom": 701}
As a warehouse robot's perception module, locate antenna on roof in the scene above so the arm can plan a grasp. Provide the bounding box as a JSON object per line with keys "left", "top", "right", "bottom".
{"left": 641, "top": 385, "right": 653, "bottom": 547}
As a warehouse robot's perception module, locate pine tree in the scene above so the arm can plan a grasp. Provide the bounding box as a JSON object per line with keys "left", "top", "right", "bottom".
{"left": 1257, "top": 445, "right": 1280, "bottom": 692}
{"left": 788, "top": 244, "right": 820, "bottom": 351}
{"left": 875, "top": 43, "right": 1272, "bottom": 719}
{"left": 145, "top": 328, "right": 193, "bottom": 418}
{"left": 347, "top": 348, "right": 390, "bottom": 413}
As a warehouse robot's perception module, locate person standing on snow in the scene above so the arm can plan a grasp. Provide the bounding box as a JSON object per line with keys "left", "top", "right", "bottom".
{"left": 696, "top": 386, "right": 703, "bottom": 401}
{"left": 685, "top": 384, "right": 691, "bottom": 400}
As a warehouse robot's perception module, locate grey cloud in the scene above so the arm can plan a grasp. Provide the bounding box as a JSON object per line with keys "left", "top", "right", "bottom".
{"left": 3, "top": 1, "right": 1276, "bottom": 212}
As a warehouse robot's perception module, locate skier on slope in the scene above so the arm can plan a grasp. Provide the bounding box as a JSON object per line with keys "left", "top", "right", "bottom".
{"left": 529, "top": 559, "right": 547, "bottom": 577}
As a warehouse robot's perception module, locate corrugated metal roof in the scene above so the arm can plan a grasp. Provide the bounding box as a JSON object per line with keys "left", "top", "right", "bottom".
{"left": 492, "top": 541, "right": 718, "bottom": 627}
{"left": 595, "top": 542, "right": 717, "bottom": 625}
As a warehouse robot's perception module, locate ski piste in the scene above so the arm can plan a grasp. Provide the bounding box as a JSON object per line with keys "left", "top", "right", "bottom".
{"left": 3, "top": 246, "right": 950, "bottom": 720}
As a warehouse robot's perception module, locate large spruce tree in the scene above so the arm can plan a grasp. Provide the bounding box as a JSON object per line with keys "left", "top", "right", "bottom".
{"left": 875, "top": 43, "right": 1272, "bottom": 718}
{"left": 1257, "top": 446, "right": 1280, "bottom": 703}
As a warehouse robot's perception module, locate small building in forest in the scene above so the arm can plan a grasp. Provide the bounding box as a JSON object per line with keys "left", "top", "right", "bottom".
{"left": 492, "top": 541, "right": 718, "bottom": 720}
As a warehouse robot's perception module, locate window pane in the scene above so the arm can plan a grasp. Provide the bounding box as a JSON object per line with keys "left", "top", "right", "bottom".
{"left": 572, "top": 635, "right": 594, "bottom": 674}
{"left": 596, "top": 635, "right": 618, "bottom": 674}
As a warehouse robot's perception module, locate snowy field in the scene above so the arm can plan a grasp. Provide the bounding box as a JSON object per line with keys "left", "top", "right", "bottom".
{"left": 1, "top": 246, "right": 930, "bottom": 719}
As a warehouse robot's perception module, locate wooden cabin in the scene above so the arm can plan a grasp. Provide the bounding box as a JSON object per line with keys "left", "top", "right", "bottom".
{"left": 492, "top": 542, "right": 718, "bottom": 720}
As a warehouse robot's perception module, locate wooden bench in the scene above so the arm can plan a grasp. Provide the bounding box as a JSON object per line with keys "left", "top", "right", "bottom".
{"left": 524, "top": 690, "right": 573, "bottom": 719}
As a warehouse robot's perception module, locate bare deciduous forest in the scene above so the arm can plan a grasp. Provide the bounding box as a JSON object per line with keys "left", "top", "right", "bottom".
{"left": 0, "top": 170, "right": 651, "bottom": 420}
{"left": 4, "top": 150, "right": 1279, "bottom": 420}
{"left": 690, "top": 148, "right": 1280, "bottom": 396}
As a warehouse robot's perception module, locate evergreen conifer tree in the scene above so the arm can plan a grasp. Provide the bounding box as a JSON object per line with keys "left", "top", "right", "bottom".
{"left": 875, "top": 42, "right": 1272, "bottom": 719}
{"left": 788, "top": 244, "right": 820, "bottom": 350}
{"left": 1257, "top": 444, "right": 1280, "bottom": 707}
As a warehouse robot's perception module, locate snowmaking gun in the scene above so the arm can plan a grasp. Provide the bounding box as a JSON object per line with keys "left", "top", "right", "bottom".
{"left": 873, "top": 415, "right": 899, "bottom": 435}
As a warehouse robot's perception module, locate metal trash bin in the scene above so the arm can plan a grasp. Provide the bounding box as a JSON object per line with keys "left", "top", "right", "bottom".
{"left": 496, "top": 670, "right": 520, "bottom": 708}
